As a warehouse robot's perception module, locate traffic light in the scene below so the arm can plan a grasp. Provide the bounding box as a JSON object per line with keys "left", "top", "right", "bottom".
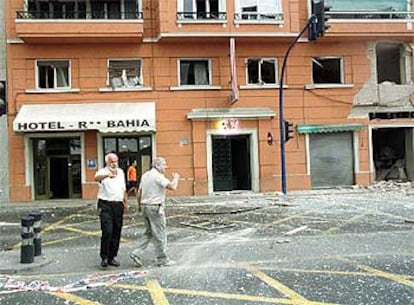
{"left": 284, "top": 120, "right": 294, "bottom": 143}
{"left": 308, "top": 0, "right": 331, "bottom": 41}
{"left": 0, "top": 81, "right": 6, "bottom": 117}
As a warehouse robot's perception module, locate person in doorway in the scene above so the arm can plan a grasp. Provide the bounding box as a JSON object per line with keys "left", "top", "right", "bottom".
{"left": 130, "top": 156, "right": 180, "bottom": 267}
{"left": 94, "top": 153, "right": 128, "bottom": 268}
{"left": 127, "top": 160, "right": 138, "bottom": 196}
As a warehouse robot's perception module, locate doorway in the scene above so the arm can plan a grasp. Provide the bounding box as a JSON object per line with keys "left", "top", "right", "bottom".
{"left": 212, "top": 135, "right": 251, "bottom": 192}
{"left": 372, "top": 127, "right": 412, "bottom": 181}
{"left": 33, "top": 137, "right": 82, "bottom": 200}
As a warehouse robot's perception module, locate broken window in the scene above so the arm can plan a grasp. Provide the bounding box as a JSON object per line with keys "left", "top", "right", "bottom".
{"left": 179, "top": 59, "right": 210, "bottom": 86}
{"left": 178, "top": 0, "right": 222, "bottom": 19}
{"left": 312, "top": 57, "right": 343, "bottom": 84}
{"left": 37, "top": 60, "right": 70, "bottom": 89}
{"left": 236, "top": 0, "right": 282, "bottom": 20}
{"left": 108, "top": 59, "right": 142, "bottom": 89}
{"left": 247, "top": 58, "right": 277, "bottom": 85}
{"left": 376, "top": 43, "right": 412, "bottom": 85}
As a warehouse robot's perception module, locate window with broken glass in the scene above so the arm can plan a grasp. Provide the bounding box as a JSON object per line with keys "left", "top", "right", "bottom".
{"left": 312, "top": 57, "right": 343, "bottom": 84}
{"left": 108, "top": 59, "right": 142, "bottom": 89}
{"left": 177, "top": 0, "right": 226, "bottom": 20}
{"left": 36, "top": 60, "right": 70, "bottom": 89}
{"left": 246, "top": 58, "right": 277, "bottom": 85}
{"left": 179, "top": 59, "right": 211, "bottom": 86}
{"left": 235, "top": 0, "right": 283, "bottom": 21}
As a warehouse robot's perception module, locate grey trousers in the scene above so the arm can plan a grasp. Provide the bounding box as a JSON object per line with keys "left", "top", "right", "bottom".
{"left": 132, "top": 205, "right": 168, "bottom": 264}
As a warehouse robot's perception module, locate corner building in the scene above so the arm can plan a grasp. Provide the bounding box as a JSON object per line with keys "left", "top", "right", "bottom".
{"left": 5, "top": 0, "right": 414, "bottom": 201}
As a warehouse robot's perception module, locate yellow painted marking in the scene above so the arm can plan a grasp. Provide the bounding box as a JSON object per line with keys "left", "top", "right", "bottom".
{"left": 114, "top": 284, "right": 340, "bottom": 305}
{"left": 146, "top": 279, "right": 170, "bottom": 305}
{"left": 325, "top": 212, "right": 370, "bottom": 235}
{"left": 55, "top": 226, "right": 100, "bottom": 236}
{"left": 49, "top": 292, "right": 101, "bottom": 305}
{"left": 245, "top": 265, "right": 308, "bottom": 303}
{"left": 271, "top": 268, "right": 376, "bottom": 277}
{"left": 340, "top": 258, "right": 414, "bottom": 288}
{"left": 163, "top": 287, "right": 299, "bottom": 304}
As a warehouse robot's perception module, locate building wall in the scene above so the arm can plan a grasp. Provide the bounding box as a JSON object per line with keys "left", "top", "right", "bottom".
{"left": 0, "top": 0, "right": 8, "bottom": 202}
{"left": 5, "top": 0, "right": 414, "bottom": 201}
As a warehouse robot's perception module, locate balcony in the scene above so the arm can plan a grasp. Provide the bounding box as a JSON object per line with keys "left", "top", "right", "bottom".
{"left": 15, "top": 8, "right": 144, "bottom": 44}
{"left": 323, "top": 5, "right": 414, "bottom": 38}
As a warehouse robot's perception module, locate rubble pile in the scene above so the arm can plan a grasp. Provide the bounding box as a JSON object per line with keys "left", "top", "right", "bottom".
{"left": 365, "top": 180, "right": 414, "bottom": 194}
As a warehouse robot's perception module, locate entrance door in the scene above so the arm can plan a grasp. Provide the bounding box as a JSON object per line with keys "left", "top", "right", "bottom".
{"left": 33, "top": 138, "right": 82, "bottom": 200}
{"left": 212, "top": 135, "right": 251, "bottom": 192}
{"left": 49, "top": 156, "right": 69, "bottom": 199}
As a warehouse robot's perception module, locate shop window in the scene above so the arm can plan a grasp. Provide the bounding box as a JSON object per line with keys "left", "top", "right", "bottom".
{"left": 179, "top": 59, "right": 211, "bottom": 86}
{"left": 36, "top": 60, "right": 70, "bottom": 89}
{"left": 312, "top": 57, "right": 343, "bottom": 84}
{"left": 103, "top": 136, "right": 152, "bottom": 182}
{"left": 246, "top": 58, "right": 277, "bottom": 85}
{"left": 108, "top": 59, "right": 142, "bottom": 89}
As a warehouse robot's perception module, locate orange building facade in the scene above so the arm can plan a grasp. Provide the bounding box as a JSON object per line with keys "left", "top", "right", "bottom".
{"left": 5, "top": 0, "right": 414, "bottom": 202}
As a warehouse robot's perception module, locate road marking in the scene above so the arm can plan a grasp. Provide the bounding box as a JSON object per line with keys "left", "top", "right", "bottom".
{"left": 49, "top": 292, "right": 101, "bottom": 305}
{"left": 115, "top": 283, "right": 326, "bottom": 304}
{"left": 146, "top": 279, "right": 170, "bottom": 305}
{"left": 245, "top": 265, "right": 308, "bottom": 302}
{"left": 325, "top": 212, "right": 371, "bottom": 235}
{"left": 339, "top": 257, "right": 414, "bottom": 288}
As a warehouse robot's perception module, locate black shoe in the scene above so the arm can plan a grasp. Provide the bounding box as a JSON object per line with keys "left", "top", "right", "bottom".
{"left": 108, "top": 258, "right": 120, "bottom": 267}
{"left": 101, "top": 258, "right": 108, "bottom": 268}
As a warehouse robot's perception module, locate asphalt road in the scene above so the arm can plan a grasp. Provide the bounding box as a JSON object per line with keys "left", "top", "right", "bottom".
{"left": 0, "top": 187, "right": 413, "bottom": 305}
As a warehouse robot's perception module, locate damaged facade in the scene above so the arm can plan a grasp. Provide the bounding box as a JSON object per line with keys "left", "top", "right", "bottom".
{"left": 3, "top": 0, "right": 414, "bottom": 202}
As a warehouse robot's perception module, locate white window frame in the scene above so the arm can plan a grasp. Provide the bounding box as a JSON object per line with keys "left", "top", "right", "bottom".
{"left": 107, "top": 58, "right": 143, "bottom": 90}
{"left": 245, "top": 57, "right": 278, "bottom": 85}
{"left": 35, "top": 59, "right": 71, "bottom": 90}
{"left": 177, "top": 0, "right": 226, "bottom": 20}
{"left": 235, "top": 0, "right": 283, "bottom": 21}
{"left": 178, "top": 58, "right": 212, "bottom": 87}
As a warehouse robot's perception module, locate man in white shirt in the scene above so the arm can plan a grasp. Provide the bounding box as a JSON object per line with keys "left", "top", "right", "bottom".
{"left": 130, "top": 157, "right": 180, "bottom": 267}
{"left": 95, "top": 153, "right": 127, "bottom": 268}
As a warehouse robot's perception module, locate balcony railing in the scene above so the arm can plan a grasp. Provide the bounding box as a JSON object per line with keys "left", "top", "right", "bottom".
{"left": 327, "top": 11, "right": 414, "bottom": 20}
{"left": 16, "top": 10, "right": 143, "bottom": 20}
{"left": 177, "top": 12, "right": 227, "bottom": 20}
{"left": 234, "top": 12, "right": 284, "bottom": 21}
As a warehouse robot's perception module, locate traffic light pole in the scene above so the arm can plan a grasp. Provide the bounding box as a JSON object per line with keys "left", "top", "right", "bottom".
{"left": 279, "top": 16, "right": 315, "bottom": 194}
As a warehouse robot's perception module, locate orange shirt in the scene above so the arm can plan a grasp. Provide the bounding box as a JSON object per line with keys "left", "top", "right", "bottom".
{"left": 127, "top": 165, "right": 137, "bottom": 181}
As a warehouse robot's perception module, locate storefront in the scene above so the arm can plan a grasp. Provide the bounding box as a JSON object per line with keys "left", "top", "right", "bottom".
{"left": 13, "top": 102, "right": 155, "bottom": 200}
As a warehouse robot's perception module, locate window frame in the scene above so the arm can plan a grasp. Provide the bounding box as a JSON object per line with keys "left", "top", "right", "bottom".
{"left": 312, "top": 56, "right": 344, "bottom": 85}
{"left": 107, "top": 58, "right": 143, "bottom": 90}
{"left": 178, "top": 58, "right": 212, "bottom": 87}
{"left": 177, "top": 0, "right": 226, "bottom": 21}
{"left": 234, "top": 0, "right": 283, "bottom": 22}
{"left": 35, "top": 59, "right": 71, "bottom": 90}
{"left": 245, "top": 57, "right": 278, "bottom": 86}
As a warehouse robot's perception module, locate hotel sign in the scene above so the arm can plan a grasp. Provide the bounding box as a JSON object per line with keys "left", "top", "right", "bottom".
{"left": 15, "top": 119, "right": 152, "bottom": 132}
{"left": 13, "top": 102, "right": 156, "bottom": 133}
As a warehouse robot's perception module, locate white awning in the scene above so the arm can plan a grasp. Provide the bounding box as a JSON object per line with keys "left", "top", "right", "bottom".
{"left": 13, "top": 102, "right": 156, "bottom": 133}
